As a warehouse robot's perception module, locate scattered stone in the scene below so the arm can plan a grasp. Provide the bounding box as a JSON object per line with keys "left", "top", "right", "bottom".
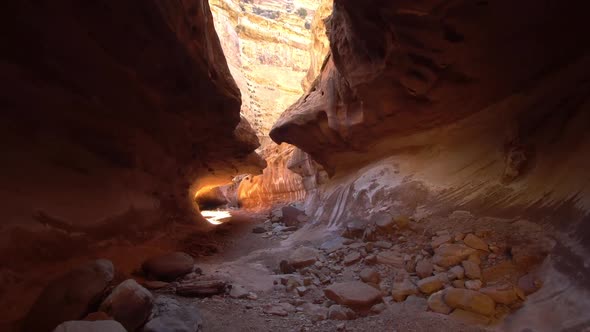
{"left": 373, "top": 241, "right": 393, "bottom": 249}
{"left": 431, "top": 235, "right": 452, "bottom": 248}
{"left": 463, "top": 234, "right": 489, "bottom": 251}
{"left": 176, "top": 279, "right": 226, "bottom": 297}
{"left": 364, "top": 255, "right": 377, "bottom": 264}
{"left": 448, "top": 266, "right": 465, "bottom": 280}
{"left": 359, "top": 268, "right": 380, "bottom": 285}
{"left": 279, "top": 260, "right": 296, "bottom": 274}
{"left": 450, "top": 309, "right": 491, "bottom": 325}
{"left": 263, "top": 304, "right": 288, "bottom": 317}
{"left": 465, "top": 280, "right": 482, "bottom": 290}
{"left": 143, "top": 280, "right": 170, "bottom": 290}
{"left": 517, "top": 273, "right": 543, "bottom": 295}
{"left": 376, "top": 251, "right": 405, "bottom": 268}
{"left": 99, "top": 279, "right": 153, "bottom": 332}
{"left": 296, "top": 286, "right": 308, "bottom": 296}
{"left": 324, "top": 282, "right": 382, "bottom": 308}
{"left": 452, "top": 280, "right": 466, "bottom": 288}
{"left": 53, "top": 320, "right": 126, "bottom": 332}
{"left": 343, "top": 220, "right": 366, "bottom": 239}
{"left": 480, "top": 283, "right": 521, "bottom": 304}
{"left": 144, "top": 296, "right": 202, "bottom": 332}
{"left": 301, "top": 303, "right": 327, "bottom": 321}
{"left": 415, "top": 260, "right": 433, "bottom": 279}
{"left": 428, "top": 290, "right": 452, "bottom": 314}
{"left": 142, "top": 252, "right": 194, "bottom": 281}
{"left": 229, "top": 284, "right": 249, "bottom": 299}
{"left": 462, "top": 260, "right": 482, "bottom": 279}
{"left": 343, "top": 252, "right": 361, "bottom": 266}
{"left": 252, "top": 226, "right": 266, "bottom": 234}
{"left": 282, "top": 205, "right": 308, "bottom": 226}
{"left": 371, "top": 303, "right": 387, "bottom": 314}
{"left": 289, "top": 247, "right": 318, "bottom": 268}
{"left": 417, "top": 276, "right": 443, "bottom": 294}
{"left": 391, "top": 279, "right": 418, "bottom": 302}
{"left": 373, "top": 213, "right": 394, "bottom": 232}
{"left": 22, "top": 259, "right": 114, "bottom": 332}
{"left": 433, "top": 244, "right": 476, "bottom": 267}
{"left": 328, "top": 305, "right": 355, "bottom": 320}
{"left": 443, "top": 288, "right": 496, "bottom": 316}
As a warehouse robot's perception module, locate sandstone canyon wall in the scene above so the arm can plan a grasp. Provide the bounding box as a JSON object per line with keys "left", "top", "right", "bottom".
{"left": 0, "top": 0, "right": 265, "bottom": 238}
{"left": 271, "top": 0, "right": 590, "bottom": 329}
{"left": 209, "top": 0, "right": 331, "bottom": 207}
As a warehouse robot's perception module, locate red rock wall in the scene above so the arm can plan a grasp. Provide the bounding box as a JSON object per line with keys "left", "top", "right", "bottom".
{"left": 270, "top": 1, "right": 590, "bottom": 323}
{"left": 0, "top": 0, "right": 264, "bottom": 231}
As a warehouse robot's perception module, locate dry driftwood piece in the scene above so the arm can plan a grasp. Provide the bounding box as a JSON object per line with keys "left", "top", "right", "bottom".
{"left": 176, "top": 279, "right": 227, "bottom": 297}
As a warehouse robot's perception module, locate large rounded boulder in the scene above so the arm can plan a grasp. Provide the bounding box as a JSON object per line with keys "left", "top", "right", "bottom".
{"left": 23, "top": 259, "right": 114, "bottom": 332}
{"left": 100, "top": 279, "right": 153, "bottom": 331}
{"left": 142, "top": 252, "right": 194, "bottom": 281}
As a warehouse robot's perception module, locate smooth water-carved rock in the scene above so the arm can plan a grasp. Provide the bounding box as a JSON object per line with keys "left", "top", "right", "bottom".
{"left": 142, "top": 252, "right": 194, "bottom": 281}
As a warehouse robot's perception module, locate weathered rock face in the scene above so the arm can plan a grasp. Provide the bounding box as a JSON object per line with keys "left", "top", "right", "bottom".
{"left": 210, "top": 0, "right": 322, "bottom": 139}
{"left": 0, "top": 0, "right": 264, "bottom": 233}
{"left": 270, "top": 0, "right": 590, "bottom": 327}
{"left": 271, "top": 0, "right": 590, "bottom": 262}
{"left": 209, "top": 0, "right": 328, "bottom": 208}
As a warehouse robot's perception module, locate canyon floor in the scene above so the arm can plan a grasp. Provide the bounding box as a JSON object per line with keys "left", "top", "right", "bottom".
{"left": 2, "top": 205, "right": 556, "bottom": 331}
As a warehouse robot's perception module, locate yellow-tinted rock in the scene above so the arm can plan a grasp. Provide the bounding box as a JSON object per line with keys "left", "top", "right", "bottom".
{"left": 443, "top": 288, "right": 496, "bottom": 316}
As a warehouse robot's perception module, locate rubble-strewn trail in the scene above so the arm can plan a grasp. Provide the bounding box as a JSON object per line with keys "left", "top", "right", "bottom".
{"left": 15, "top": 204, "right": 555, "bottom": 332}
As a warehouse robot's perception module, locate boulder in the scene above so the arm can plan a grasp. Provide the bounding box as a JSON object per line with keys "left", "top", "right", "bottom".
{"left": 342, "top": 220, "right": 366, "bottom": 239}
{"left": 443, "top": 288, "right": 496, "bottom": 316}
{"left": 391, "top": 279, "right": 419, "bottom": 302}
{"left": 343, "top": 252, "right": 361, "bottom": 266}
{"left": 415, "top": 260, "right": 433, "bottom": 279}
{"left": 463, "top": 234, "right": 489, "bottom": 251}
{"left": 100, "top": 279, "right": 153, "bottom": 331}
{"left": 142, "top": 252, "right": 194, "bottom": 281}
{"left": 300, "top": 303, "right": 328, "bottom": 321}
{"left": 417, "top": 276, "right": 443, "bottom": 294}
{"left": 143, "top": 296, "right": 202, "bottom": 332}
{"left": 465, "top": 280, "right": 483, "bottom": 291}
{"left": 431, "top": 235, "right": 452, "bottom": 248}
{"left": 359, "top": 268, "right": 380, "bottom": 284}
{"left": 433, "top": 244, "right": 475, "bottom": 267}
{"left": 376, "top": 251, "right": 405, "bottom": 268}
{"left": 289, "top": 247, "right": 318, "bottom": 268}
{"left": 23, "top": 259, "right": 114, "bottom": 332}
{"left": 461, "top": 260, "right": 482, "bottom": 279}
{"left": 229, "top": 284, "right": 249, "bottom": 299}
{"left": 324, "top": 282, "right": 382, "bottom": 308}
{"left": 281, "top": 205, "right": 308, "bottom": 226}
{"left": 53, "top": 320, "right": 126, "bottom": 332}
{"left": 427, "top": 290, "right": 452, "bottom": 314}
{"left": 448, "top": 266, "right": 465, "bottom": 280}
{"left": 372, "top": 213, "right": 394, "bottom": 232}
{"left": 479, "top": 283, "right": 522, "bottom": 304}
{"left": 279, "top": 260, "right": 296, "bottom": 274}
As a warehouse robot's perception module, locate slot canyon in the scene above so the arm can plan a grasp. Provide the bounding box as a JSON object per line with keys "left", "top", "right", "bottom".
{"left": 1, "top": 0, "right": 589, "bottom": 331}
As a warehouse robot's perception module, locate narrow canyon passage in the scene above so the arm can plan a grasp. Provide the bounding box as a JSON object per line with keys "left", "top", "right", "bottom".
{"left": 1, "top": 1, "right": 590, "bottom": 332}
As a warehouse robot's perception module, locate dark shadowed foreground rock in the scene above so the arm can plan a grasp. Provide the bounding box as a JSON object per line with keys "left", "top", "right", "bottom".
{"left": 23, "top": 259, "right": 114, "bottom": 332}
{"left": 324, "top": 282, "right": 382, "bottom": 308}
{"left": 143, "top": 296, "right": 202, "bottom": 332}
{"left": 100, "top": 279, "right": 153, "bottom": 331}
{"left": 53, "top": 320, "right": 126, "bottom": 332}
{"left": 142, "top": 252, "right": 194, "bottom": 281}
